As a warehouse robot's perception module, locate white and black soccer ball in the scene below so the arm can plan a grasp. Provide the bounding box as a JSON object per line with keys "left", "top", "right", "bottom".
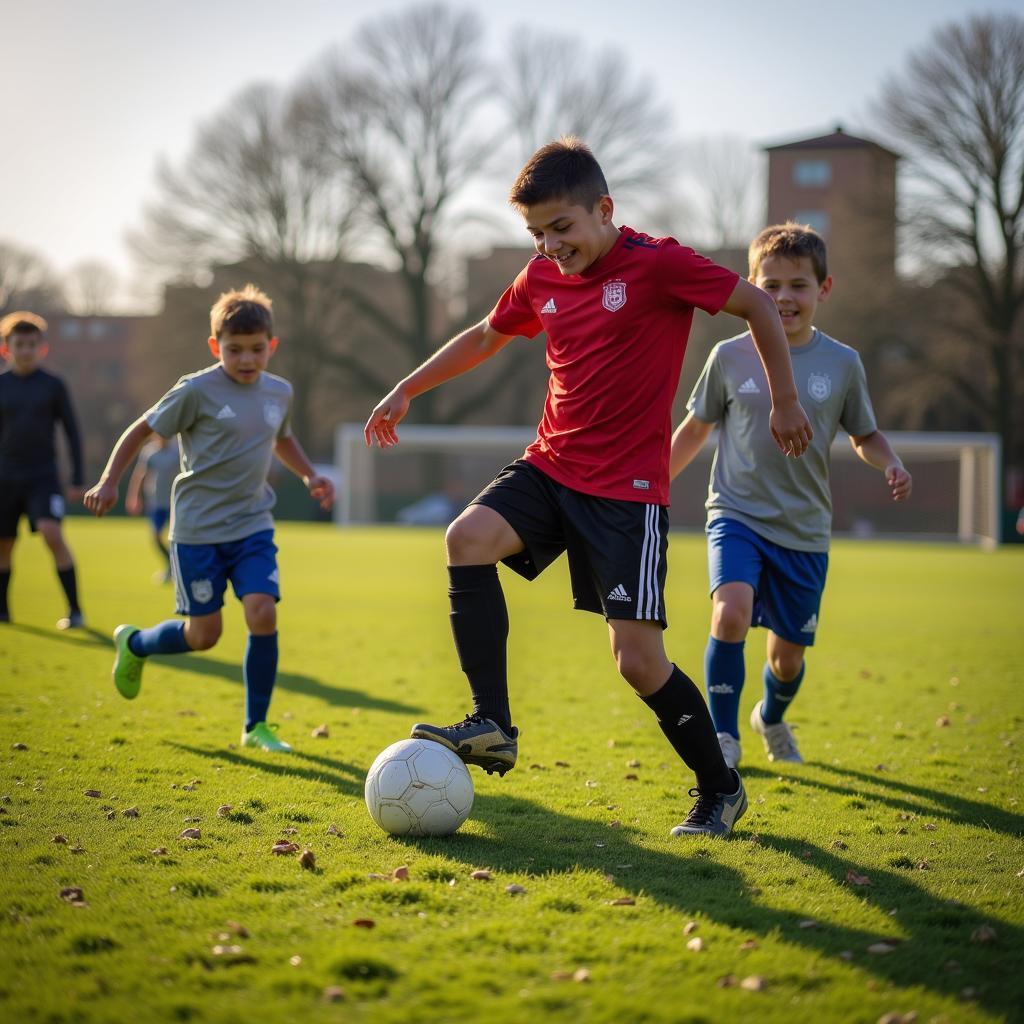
{"left": 364, "top": 739, "right": 474, "bottom": 837}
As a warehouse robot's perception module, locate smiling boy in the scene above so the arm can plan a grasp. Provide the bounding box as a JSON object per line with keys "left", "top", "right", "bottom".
{"left": 365, "top": 139, "right": 813, "bottom": 836}
{"left": 670, "top": 223, "right": 911, "bottom": 767}
{"left": 84, "top": 285, "right": 334, "bottom": 751}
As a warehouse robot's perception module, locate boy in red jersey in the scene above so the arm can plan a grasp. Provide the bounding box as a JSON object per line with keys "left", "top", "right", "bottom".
{"left": 364, "top": 138, "right": 812, "bottom": 836}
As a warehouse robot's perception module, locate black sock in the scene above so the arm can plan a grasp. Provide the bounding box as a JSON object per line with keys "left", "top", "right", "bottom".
{"left": 0, "top": 569, "right": 10, "bottom": 617}
{"left": 57, "top": 566, "right": 80, "bottom": 614}
{"left": 156, "top": 537, "right": 170, "bottom": 562}
{"left": 641, "top": 664, "right": 733, "bottom": 793}
{"left": 448, "top": 564, "right": 511, "bottom": 733}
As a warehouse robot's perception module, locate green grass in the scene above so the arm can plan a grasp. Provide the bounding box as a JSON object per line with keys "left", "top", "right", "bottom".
{"left": 1, "top": 519, "right": 1022, "bottom": 1024}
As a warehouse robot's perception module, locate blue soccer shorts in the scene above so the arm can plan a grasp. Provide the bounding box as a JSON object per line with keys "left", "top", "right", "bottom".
{"left": 707, "top": 517, "right": 828, "bottom": 646}
{"left": 170, "top": 529, "right": 280, "bottom": 617}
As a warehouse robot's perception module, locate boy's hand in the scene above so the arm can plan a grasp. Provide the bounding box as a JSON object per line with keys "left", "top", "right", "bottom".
{"left": 83, "top": 481, "right": 119, "bottom": 517}
{"left": 364, "top": 388, "right": 410, "bottom": 448}
{"left": 125, "top": 495, "right": 144, "bottom": 516}
{"left": 306, "top": 474, "right": 335, "bottom": 511}
{"left": 769, "top": 398, "right": 813, "bottom": 457}
{"left": 886, "top": 463, "right": 912, "bottom": 502}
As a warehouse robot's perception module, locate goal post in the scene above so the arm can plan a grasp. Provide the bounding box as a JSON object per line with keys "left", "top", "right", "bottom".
{"left": 335, "top": 424, "right": 1001, "bottom": 547}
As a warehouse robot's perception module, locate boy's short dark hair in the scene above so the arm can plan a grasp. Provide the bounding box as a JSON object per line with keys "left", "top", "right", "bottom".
{"left": 509, "top": 136, "right": 610, "bottom": 212}
{"left": 209, "top": 284, "right": 274, "bottom": 339}
{"left": 0, "top": 311, "right": 47, "bottom": 342}
{"left": 749, "top": 222, "right": 829, "bottom": 283}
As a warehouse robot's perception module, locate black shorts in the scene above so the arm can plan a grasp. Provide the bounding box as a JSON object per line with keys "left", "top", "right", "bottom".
{"left": 471, "top": 460, "right": 669, "bottom": 627}
{"left": 0, "top": 474, "right": 65, "bottom": 537}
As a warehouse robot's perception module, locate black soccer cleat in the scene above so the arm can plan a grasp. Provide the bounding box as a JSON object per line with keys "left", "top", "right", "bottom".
{"left": 670, "top": 769, "right": 748, "bottom": 837}
{"left": 411, "top": 714, "right": 519, "bottom": 776}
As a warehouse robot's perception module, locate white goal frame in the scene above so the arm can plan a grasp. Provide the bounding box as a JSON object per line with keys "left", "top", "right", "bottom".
{"left": 335, "top": 424, "right": 1001, "bottom": 547}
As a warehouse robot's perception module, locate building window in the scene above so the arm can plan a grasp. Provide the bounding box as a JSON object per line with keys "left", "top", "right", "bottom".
{"left": 793, "top": 159, "right": 831, "bottom": 187}
{"left": 794, "top": 210, "right": 830, "bottom": 236}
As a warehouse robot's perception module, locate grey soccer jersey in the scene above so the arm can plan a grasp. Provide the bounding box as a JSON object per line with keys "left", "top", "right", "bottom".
{"left": 687, "top": 329, "right": 877, "bottom": 552}
{"left": 145, "top": 364, "right": 293, "bottom": 544}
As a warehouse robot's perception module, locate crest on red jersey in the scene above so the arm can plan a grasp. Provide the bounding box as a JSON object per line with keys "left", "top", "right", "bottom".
{"left": 602, "top": 280, "right": 627, "bottom": 312}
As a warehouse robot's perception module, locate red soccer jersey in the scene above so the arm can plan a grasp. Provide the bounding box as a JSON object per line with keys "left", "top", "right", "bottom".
{"left": 488, "top": 226, "right": 738, "bottom": 505}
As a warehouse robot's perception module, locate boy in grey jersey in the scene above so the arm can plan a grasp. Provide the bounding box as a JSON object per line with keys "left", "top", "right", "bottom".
{"left": 671, "top": 224, "right": 911, "bottom": 767}
{"left": 84, "top": 285, "right": 334, "bottom": 752}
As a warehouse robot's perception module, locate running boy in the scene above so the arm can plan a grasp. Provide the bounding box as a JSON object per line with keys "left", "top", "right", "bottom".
{"left": 84, "top": 285, "right": 334, "bottom": 752}
{"left": 0, "top": 312, "right": 86, "bottom": 629}
{"left": 125, "top": 435, "right": 179, "bottom": 583}
{"left": 670, "top": 223, "right": 911, "bottom": 768}
{"left": 365, "top": 139, "right": 813, "bottom": 836}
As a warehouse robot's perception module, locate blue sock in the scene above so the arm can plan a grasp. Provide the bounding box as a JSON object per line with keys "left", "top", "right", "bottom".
{"left": 704, "top": 636, "right": 746, "bottom": 738}
{"left": 128, "top": 620, "right": 191, "bottom": 656}
{"left": 244, "top": 632, "right": 278, "bottom": 732}
{"left": 761, "top": 661, "right": 805, "bottom": 724}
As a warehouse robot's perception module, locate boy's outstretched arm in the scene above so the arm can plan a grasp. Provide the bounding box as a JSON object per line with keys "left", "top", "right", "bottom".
{"left": 670, "top": 413, "right": 715, "bottom": 480}
{"left": 721, "top": 280, "right": 812, "bottom": 457}
{"left": 849, "top": 431, "right": 912, "bottom": 501}
{"left": 83, "top": 416, "right": 155, "bottom": 516}
{"left": 274, "top": 436, "right": 335, "bottom": 510}
{"left": 364, "top": 319, "right": 515, "bottom": 448}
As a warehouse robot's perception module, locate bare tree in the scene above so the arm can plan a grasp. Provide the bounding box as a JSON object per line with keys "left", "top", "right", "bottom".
{"left": 499, "top": 31, "right": 675, "bottom": 203}
{"left": 129, "top": 81, "right": 362, "bottom": 445}
{"left": 0, "top": 241, "right": 65, "bottom": 315}
{"left": 65, "top": 260, "right": 119, "bottom": 315}
{"left": 876, "top": 12, "right": 1024, "bottom": 488}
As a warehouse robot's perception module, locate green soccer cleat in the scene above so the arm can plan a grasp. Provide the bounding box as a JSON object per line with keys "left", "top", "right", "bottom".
{"left": 111, "top": 624, "right": 144, "bottom": 699}
{"left": 410, "top": 714, "right": 519, "bottom": 776}
{"left": 241, "top": 722, "right": 293, "bottom": 753}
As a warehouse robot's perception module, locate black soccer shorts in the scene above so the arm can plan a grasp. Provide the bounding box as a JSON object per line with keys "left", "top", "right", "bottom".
{"left": 0, "top": 474, "right": 65, "bottom": 537}
{"left": 470, "top": 460, "right": 669, "bottom": 627}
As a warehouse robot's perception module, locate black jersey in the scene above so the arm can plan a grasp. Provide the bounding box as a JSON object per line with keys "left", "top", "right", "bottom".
{"left": 0, "top": 368, "right": 84, "bottom": 484}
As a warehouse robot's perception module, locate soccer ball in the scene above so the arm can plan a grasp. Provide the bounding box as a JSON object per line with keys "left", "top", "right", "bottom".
{"left": 364, "top": 739, "right": 474, "bottom": 836}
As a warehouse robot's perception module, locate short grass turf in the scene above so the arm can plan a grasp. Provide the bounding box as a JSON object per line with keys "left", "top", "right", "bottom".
{"left": 1, "top": 519, "right": 1022, "bottom": 1024}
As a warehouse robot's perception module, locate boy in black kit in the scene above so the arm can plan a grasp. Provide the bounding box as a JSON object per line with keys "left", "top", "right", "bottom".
{"left": 0, "top": 312, "right": 86, "bottom": 628}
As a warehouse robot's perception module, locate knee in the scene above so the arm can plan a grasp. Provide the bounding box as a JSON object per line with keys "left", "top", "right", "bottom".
{"left": 613, "top": 645, "right": 661, "bottom": 690}
{"left": 186, "top": 620, "right": 221, "bottom": 651}
{"left": 445, "top": 515, "right": 488, "bottom": 564}
{"left": 768, "top": 652, "right": 803, "bottom": 682}
{"left": 711, "top": 601, "right": 750, "bottom": 641}
{"left": 244, "top": 597, "right": 277, "bottom": 635}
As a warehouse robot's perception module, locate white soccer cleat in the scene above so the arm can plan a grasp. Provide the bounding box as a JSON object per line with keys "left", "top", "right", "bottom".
{"left": 717, "top": 731, "right": 742, "bottom": 769}
{"left": 750, "top": 700, "right": 803, "bottom": 763}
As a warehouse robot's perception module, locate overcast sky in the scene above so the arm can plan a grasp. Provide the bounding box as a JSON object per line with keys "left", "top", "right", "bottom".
{"left": 1, "top": 0, "right": 1015, "bottom": 309}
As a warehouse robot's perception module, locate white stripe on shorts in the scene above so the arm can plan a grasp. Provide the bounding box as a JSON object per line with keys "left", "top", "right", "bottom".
{"left": 171, "top": 543, "right": 188, "bottom": 613}
{"left": 636, "top": 504, "right": 661, "bottom": 621}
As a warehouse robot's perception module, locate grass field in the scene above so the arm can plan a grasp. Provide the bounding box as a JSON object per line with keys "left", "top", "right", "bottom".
{"left": 1, "top": 519, "right": 1022, "bottom": 1024}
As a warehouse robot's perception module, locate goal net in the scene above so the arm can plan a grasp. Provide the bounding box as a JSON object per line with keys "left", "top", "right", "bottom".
{"left": 335, "top": 425, "right": 1001, "bottom": 547}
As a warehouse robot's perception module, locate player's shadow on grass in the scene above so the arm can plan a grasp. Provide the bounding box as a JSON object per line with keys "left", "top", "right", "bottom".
{"left": 150, "top": 651, "right": 421, "bottom": 715}
{"left": 168, "top": 741, "right": 367, "bottom": 800}
{"left": 740, "top": 763, "right": 1024, "bottom": 839}
{"left": 399, "top": 793, "right": 1022, "bottom": 1018}
{"left": 4, "top": 621, "right": 110, "bottom": 648}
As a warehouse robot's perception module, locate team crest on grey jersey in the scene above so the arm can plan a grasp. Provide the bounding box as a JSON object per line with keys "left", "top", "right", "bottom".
{"left": 190, "top": 578, "right": 214, "bottom": 604}
{"left": 807, "top": 372, "right": 832, "bottom": 403}
{"left": 263, "top": 401, "right": 284, "bottom": 428}
{"left": 602, "top": 280, "right": 627, "bottom": 312}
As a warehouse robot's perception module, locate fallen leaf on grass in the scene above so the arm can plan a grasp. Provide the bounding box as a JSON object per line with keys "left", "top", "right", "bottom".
{"left": 573, "top": 968, "right": 591, "bottom": 983}
{"left": 877, "top": 1013, "right": 919, "bottom": 1024}
{"left": 322, "top": 986, "right": 346, "bottom": 1002}
{"left": 554, "top": 760, "right": 570, "bottom": 767}
{"left": 211, "top": 944, "right": 243, "bottom": 956}
{"left": 470, "top": 870, "right": 492, "bottom": 881}
{"left": 915, "top": 861, "right": 931, "bottom": 871}
{"left": 716, "top": 975, "right": 738, "bottom": 988}
{"left": 12, "top": 743, "right": 28, "bottom": 751}
{"left": 105, "top": 810, "right": 116, "bottom": 821}
{"left": 683, "top": 921, "right": 698, "bottom": 935}
{"left": 798, "top": 920, "right": 818, "bottom": 929}
{"left": 225, "top": 921, "right": 249, "bottom": 937}
{"left": 353, "top": 919, "right": 375, "bottom": 929}
{"left": 83, "top": 790, "right": 101, "bottom": 798}
{"left": 936, "top": 716, "right": 951, "bottom": 727}
{"left": 281, "top": 827, "right": 299, "bottom": 835}
{"left": 867, "top": 942, "right": 897, "bottom": 955}
{"left": 271, "top": 841, "right": 299, "bottom": 855}
{"left": 922, "top": 823, "right": 938, "bottom": 831}
{"left": 180, "top": 828, "right": 201, "bottom": 840}
{"left": 216, "top": 805, "right": 233, "bottom": 817}
{"left": 69, "top": 843, "right": 85, "bottom": 853}
{"left": 122, "top": 807, "right": 140, "bottom": 818}
{"left": 609, "top": 897, "right": 635, "bottom": 906}
{"left": 505, "top": 884, "right": 526, "bottom": 895}
{"left": 298, "top": 849, "right": 316, "bottom": 870}
{"left": 846, "top": 870, "right": 873, "bottom": 886}
{"left": 550, "top": 971, "right": 573, "bottom": 982}
{"left": 971, "top": 924, "right": 997, "bottom": 944}
{"left": 741, "top": 975, "right": 766, "bottom": 992}
{"left": 289, "top": 955, "right": 302, "bottom": 966}
{"left": 609, "top": 820, "right": 621, "bottom": 829}
{"left": 624, "top": 773, "right": 639, "bottom": 781}
{"left": 52, "top": 835, "right": 68, "bottom": 844}
{"left": 311, "top": 724, "right": 329, "bottom": 738}
{"left": 151, "top": 847, "right": 168, "bottom": 856}
{"left": 392, "top": 865, "right": 409, "bottom": 881}
{"left": 740, "top": 939, "right": 758, "bottom": 951}
{"left": 585, "top": 780, "right": 599, "bottom": 788}
{"left": 59, "top": 887, "right": 87, "bottom": 907}
{"left": 326, "top": 824, "right": 343, "bottom": 836}
{"left": 183, "top": 817, "right": 200, "bottom": 824}
{"left": 686, "top": 937, "right": 704, "bottom": 951}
